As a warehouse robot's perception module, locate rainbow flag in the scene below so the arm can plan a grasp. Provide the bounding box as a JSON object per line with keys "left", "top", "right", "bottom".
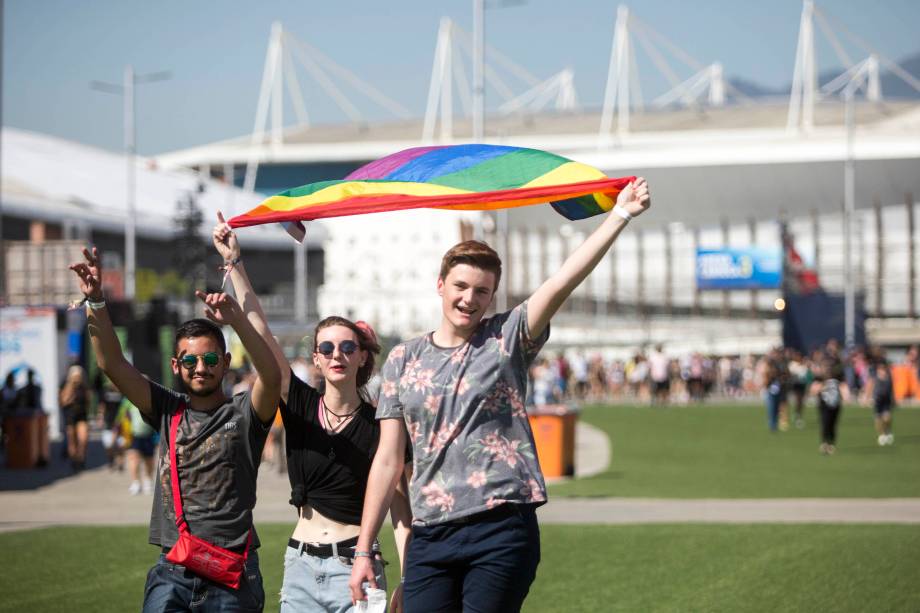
{"left": 228, "top": 144, "right": 634, "bottom": 238}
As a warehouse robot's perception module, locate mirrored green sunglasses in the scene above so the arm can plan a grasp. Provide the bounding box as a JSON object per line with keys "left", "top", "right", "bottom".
{"left": 178, "top": 352, "right": 221, "bottom": 369}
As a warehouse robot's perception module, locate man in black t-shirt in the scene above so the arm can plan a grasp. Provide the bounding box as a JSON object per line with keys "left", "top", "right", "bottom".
{"left": 70, "top": 247, "right": 281, "bottom": 612}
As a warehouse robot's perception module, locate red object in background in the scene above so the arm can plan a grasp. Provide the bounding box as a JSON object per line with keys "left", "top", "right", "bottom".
{"left": 101, "top": 269, "right": 124, "bottom": 300}
{"left": 784, "top": 240, "right": 821, "bottom": 294}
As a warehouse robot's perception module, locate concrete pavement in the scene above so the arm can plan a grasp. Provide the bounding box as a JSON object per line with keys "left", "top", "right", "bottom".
{"left": 2, "top": 423, "right": 918, "bottom": 532}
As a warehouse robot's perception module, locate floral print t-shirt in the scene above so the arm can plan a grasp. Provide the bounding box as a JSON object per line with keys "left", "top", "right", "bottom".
{"left": 377, "top": 301, "right": 549, "bottom": 525}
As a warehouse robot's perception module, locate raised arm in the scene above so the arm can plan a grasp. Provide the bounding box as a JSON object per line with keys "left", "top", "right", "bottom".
{"left": 348, "top": 418, "right": 407, "bottom": 603}
{"left": 212, "top": 211, "right": 292, "bottom": 401}
{"left": 196, "top": 291, "right": 281, "bottom": 423}
{"left": 527, "top": 178, "right": 651, "bottom": 338}
{"left": 69, "top": 248, "right": 152, "bottom": 414}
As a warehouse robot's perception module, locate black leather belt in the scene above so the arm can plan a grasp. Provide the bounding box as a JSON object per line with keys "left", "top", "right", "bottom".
{"left": 288, "top": 535, "right": 364, "bottom": 558}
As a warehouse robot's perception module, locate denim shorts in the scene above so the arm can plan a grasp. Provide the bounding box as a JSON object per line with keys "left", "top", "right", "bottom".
{"left": 280, "top": 544, "right": 387, "bottom": 613}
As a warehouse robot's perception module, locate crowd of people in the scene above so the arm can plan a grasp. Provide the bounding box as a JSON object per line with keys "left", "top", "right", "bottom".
{"left": 758, "top": 340, "right": 897, "bottom": 453}
{"left": 529, "top": 347, "right": 761, "bottom": 406}
{"left": 529, "top": 338, "right": 903, "bottom": 455}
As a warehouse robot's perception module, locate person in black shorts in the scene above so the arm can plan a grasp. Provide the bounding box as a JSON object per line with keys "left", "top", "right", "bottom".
{"left": 59, "top": 365, "right": 91, "bottom": 471}
{"left": 870, "top": 359, "right": 895, "bottom": 446}
{"left": 97, "top": 378, "right": 125, "bottom": 470}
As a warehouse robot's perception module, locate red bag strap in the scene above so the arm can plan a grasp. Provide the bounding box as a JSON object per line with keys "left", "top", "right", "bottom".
{"left": 168, "top": 401, "right": 252, "bottom": 558}
{"left": 168, "top": 403, "right": 188, "bottom": 534}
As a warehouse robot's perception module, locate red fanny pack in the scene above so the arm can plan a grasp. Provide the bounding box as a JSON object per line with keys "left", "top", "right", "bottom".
{"left": 164, "top": 403, "right": 252, "bottom": 589}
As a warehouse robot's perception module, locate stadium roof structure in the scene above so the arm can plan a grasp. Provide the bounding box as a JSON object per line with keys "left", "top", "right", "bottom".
{"left": 155, "top": 3, "right": 920, "bottom": 233}
{"left": 1, "top": 128, "right": 325, "bottom": 248}
{"left": 155, "top": 100, "right": 920, "bottom": 231}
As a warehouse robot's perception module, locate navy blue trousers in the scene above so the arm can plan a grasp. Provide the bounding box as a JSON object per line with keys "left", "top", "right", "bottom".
{"left": 404, "top": 504, "right": 541, "bottom": 613}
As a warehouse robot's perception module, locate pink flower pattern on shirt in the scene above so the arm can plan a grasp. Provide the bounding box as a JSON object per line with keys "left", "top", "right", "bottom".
{"left": 520, "top": 479, "right": 547, "bottom": 503}
{"left": 474, "top": 430, "right": 530, "bottom": 468}
{"left": 381, "top": 380, "right": 397, "bottom": 398}
{"left": 420, "top": 481, "right": 455, "bottom": 512}
{"left": 485, "top": 496, "right": 507, "bottom": 510}
{"left": 405, "top": 419, "right": 422, "bottom": 443}
{"left": 399, "top": 358, "right": 423, "bottom": 390}
{"left": 423, "top": 421, "right": 462, "bottom": 454}
{"left": 413, "top": 369, "right": 436, "bottom": 393}
{"left": 481, "top": 380, "right": 526, "bottom": 417}
{"left": 423, "top": 394, "right": 442, "bottom": 414}
{"left": 466, "top": 470, "right": 488, "bottom": 488}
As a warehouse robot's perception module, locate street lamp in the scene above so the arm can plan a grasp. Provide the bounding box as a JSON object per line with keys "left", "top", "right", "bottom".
{"left": 91, "top": 66, "right": 171, "bottom": 301}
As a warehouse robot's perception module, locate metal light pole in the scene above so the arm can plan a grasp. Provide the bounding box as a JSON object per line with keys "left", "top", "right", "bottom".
{"left": 472, "top": 0, "right": 485, "bottom": 142}
{"left": 843, "top": 85, "right": 856, "bottom": 349}
{"left": 91, "top": 67, "right": 170, "bottom": 301}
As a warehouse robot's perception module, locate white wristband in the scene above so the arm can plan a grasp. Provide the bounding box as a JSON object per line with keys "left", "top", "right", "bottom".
{"left": 612, "top": 204, "right": 632, "bottom": 221}
{"left": 86, "top": 298, "right": 106, "bottom": 310}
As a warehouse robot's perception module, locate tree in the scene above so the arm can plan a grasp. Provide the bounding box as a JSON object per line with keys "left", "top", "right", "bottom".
{"left": 171, "top": 184, "right": 209, "bottom": 306}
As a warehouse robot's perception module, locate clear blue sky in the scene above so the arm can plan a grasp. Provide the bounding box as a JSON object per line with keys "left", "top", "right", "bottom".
{"left": 4, "top": 0, "right": 919, "bottom": 155}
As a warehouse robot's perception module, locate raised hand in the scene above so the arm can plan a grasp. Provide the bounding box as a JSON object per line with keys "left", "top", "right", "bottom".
{"left": 68, "top": 247, "right": 104, "bottom": 300}
{"left": 196, "top": 290, "right": 242, "bottom": 326}
{"left": 212, "top": 210, "right": 240, "bottom": 262}
{"left": 615, "top": 177, "right": 651, "bottom": 219}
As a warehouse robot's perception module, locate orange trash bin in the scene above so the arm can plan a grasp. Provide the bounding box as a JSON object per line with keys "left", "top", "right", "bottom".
{"left": 3, "top": 411, "right": 50, "bottom": 469}
{"left": 527, "top": 404, "right": 578, "bottom": 478}
{"left": 891, "top": 364, "right": 918, "bottom": 402}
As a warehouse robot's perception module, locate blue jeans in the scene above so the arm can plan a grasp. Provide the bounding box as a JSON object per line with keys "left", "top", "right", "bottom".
{"left": 764, "top": 387, "right": 782, "bottom": 431}
{"left": 404, "top": 504, "right": 541, "bottom": 613}
{"left": 143, "top": 551, "right": 264, "bottom": 612}
{"left": 280, "top": 545, "right": 387, "bottom": 613}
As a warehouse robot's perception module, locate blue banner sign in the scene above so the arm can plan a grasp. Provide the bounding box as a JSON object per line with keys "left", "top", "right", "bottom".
{"left": 696, "top": 247, "right": 782, "bottom": 290}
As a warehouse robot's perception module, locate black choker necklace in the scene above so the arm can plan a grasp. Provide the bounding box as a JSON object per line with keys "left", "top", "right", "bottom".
{"left": 321, "top": 397, "right": 359, "bottom": 422}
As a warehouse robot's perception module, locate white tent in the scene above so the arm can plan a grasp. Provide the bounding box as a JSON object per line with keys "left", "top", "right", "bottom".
{"left": 1, "top": 127, "right": 325, "bottom": 249}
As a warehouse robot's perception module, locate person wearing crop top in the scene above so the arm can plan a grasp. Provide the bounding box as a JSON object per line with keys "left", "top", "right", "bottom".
{"left": 212, "top": 214, "right": 412, "bottom": 612}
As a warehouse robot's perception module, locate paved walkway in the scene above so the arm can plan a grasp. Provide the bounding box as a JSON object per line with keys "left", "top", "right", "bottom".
{"left": 2, "top": 423, "right": 918, "bottom": 532}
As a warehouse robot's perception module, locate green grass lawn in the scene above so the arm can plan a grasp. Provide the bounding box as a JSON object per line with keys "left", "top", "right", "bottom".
{"left": 4, "top": 523, "right": 919, "bottom": 612}
{"left": 550, "top": 402, "right": 920, "bottom": 498}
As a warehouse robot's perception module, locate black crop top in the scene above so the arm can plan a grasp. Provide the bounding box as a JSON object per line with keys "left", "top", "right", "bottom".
{"left": 282, "top": 371, "right": 379, "bottom": 526}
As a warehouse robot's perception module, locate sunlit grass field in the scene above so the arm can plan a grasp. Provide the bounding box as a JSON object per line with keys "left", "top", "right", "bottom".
{"left": 4, "top": 523, "right": 919, "bottom": 612}
{"left": 551, "top": 402, "right": 920, "bottom": 498}
{"left": 3, "top": 402, "right": 919, "bottom": 611}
